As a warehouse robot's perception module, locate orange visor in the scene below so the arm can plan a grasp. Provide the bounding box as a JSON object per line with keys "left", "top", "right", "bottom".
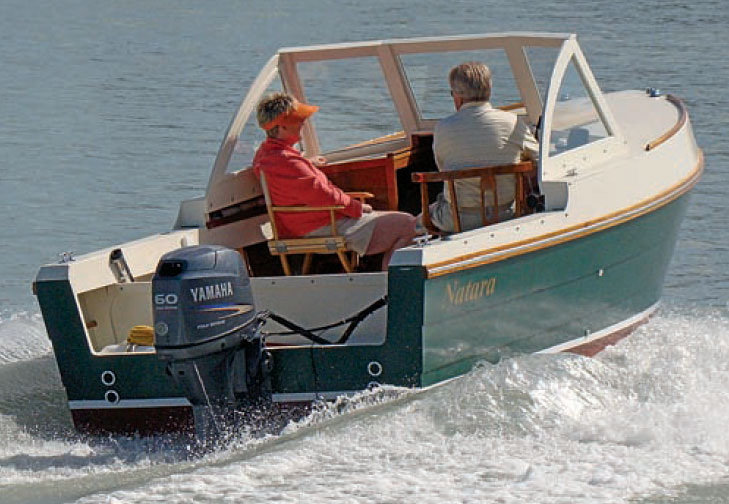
{"left": 262, "top": 101, "right": 319, "bottom": 130}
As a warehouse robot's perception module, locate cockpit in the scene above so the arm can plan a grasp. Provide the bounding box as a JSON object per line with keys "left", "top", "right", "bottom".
{"left": 183, "top": 33, "right": 623, "bottom": 276}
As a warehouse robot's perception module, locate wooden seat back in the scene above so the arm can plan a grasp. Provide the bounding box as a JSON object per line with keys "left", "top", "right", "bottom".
{"left": 411, "top": 160, "right": 536, "bottom": 234}
{"left": 259, "top": 171, "right": 372, "bottom": 275}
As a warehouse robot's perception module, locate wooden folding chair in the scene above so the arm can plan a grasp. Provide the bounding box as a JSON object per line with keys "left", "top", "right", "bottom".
{"left": 412, "top": 160, "right": 536, "bottom": 234}
{"left": 259, "top": 171, "right": 373, "bottom": 275}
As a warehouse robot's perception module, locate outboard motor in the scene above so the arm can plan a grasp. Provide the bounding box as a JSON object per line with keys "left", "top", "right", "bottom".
{"left": 153, "top": 245, "right": 271, "bottom": 438}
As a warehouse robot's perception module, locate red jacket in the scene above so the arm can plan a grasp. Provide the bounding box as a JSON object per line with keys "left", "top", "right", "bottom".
{"left": 253, "top": 138, "right": 363, "bottom": 237}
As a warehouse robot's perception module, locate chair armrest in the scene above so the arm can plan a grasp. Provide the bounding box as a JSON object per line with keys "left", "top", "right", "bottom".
{"left": 410, "top": 160, "right": 536, "bottom": 234}
{"left": 270, "top": 204, "right": 344, "bottom": 238}
{"left": 411, "top": 160, "right": 534, "bottom": 184}
{"left": 346, "top": 191, "right": 375, "bottom": 199}
{"left": 271, "top": 205, "right": 346, "bottom": 213}
{"left": 345, "top": 191, "right": 375, "bottom": 203}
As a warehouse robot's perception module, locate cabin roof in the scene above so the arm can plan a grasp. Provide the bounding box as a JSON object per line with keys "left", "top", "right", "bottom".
{"left": 277, "top": 32, "right": 574, "bottom": 56}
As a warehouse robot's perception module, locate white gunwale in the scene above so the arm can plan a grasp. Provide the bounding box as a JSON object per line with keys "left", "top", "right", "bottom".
{"left": 424, "top": 151, "right": 703, "bottom": 278}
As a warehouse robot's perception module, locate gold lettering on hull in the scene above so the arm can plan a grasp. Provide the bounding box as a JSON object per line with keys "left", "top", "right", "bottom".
{"left": 446, "top": 277, "right": 496, "bottom": 305}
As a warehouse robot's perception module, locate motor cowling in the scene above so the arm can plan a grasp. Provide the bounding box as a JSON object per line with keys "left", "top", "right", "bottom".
{"left": 153, "top": 245, "right": 271, "bottom": 420}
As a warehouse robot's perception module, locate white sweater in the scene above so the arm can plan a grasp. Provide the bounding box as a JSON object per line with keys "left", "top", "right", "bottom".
{"left": 432, "top": 101, "right": 539, "bottom": 212}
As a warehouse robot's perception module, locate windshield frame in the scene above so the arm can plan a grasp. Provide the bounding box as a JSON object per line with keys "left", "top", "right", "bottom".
{"left": 206, "top": 33, "right": 617, "bottom": 196}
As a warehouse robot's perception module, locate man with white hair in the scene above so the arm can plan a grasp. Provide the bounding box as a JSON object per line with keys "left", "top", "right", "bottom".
{"left": 424, "top": 62, "right": 539, "bottom": 233}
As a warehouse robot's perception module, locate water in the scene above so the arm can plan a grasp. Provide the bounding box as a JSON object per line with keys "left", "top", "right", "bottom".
{"left": 1, "top": 0, "right": 729, "bottom": 502}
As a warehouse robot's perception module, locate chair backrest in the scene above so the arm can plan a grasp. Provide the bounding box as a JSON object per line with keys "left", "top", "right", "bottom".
{"left": 412, "top": 160, "right": 536, "bottom": 233}
{"left": 258, "top": 171, "right": 281, "bottom": 241}
{"left": 257, "top": 169, "right": 355, "bottom": 275}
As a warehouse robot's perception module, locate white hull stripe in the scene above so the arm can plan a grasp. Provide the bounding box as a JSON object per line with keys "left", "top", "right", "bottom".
{"left": 537, "top": 302, "right": 658, "bottom": 354}
{"left": 68, "top": 397, "right": 192, "bottom": 410}
{"left": 68, "top": 393, "right": 354, "bottom": 409}
{"left": 272, "top": 391, "right": 359, "bottom": 403}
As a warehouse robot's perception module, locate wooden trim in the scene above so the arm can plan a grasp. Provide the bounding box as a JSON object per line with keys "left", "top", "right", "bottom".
{"left": 329, "top": 209, "right": 338, "bottom": 234}
{"left": 322, "top": 144, "right": 427, "bottom": 211}
{"left": 412, "top": 161, "right": 535, "bottom": 234}
{"left": 479, "top": 176, "right": 488, "bottom": 225}
{"left": 269, "top": 236, "right": 346, "bottom": 247}
{"left": 272, "top": 205, "right": 346, "bottom": 212}
{"left": 412, "top": 161, "right": 534, "bottom": 182}
{"left": 447, "top": 180, "right": 461, "bottom": 233}
{"left": 259, "top": 172, "right": 279, "bottom": 241}
{"left": 260, "top": 170, "right": 357, "bottom": 275}
{"left": 279, "top": 255, "right": 292, "bottom": 276}
{"left": 324, "top": 156, "right": 391, "bottom": 174}
{"left": 499, "top": 101, "right": 525, "bottom": 112}
{"left": 425, "top": 151, "right": 704, "bottom": 278}
{"left": 645, "top": 94, "right": 688, "bottom": 151}
{"left": 346, "top": 192, "right": 375, "bottom": 202}
{"left": 420, "top": 179, "right": 435, "bottom": 233}
{"left": 302, "top": 254, "right": 314, "bottom": 275}
{"left": 336, "top": 131, "right": 407, "bottom": 151}
{"left": 385, "top": 154, "right": 399, "bottom": 210}
{"left": 336, "top": 251, "right": 354, "bottom": 273}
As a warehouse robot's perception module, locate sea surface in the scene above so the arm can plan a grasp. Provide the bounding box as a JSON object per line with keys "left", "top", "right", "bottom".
{"left": 1, "top": 0, "right": 729, "bottom": 502}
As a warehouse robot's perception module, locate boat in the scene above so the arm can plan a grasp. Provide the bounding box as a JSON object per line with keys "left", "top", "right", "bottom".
{"left": 33, "top": 33, "right": 703, "bottom": 436}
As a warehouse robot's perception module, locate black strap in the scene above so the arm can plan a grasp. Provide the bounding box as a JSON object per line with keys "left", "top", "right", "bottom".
{"left": 265, "top": 296, "right": 388, "bottom": 345}
{"left": 267, "top": 313, "right": 332, "bottom": 345}
{"left": 336, "top": 296, "right": 388, "bottom": 344}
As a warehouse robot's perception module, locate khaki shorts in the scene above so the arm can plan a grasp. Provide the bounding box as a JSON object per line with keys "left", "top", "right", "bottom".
{"left": 416, "top": 193, "right": 513, "bottom": 233}
{"left": 305, "top": 211, "right": 383, "bottom": 255}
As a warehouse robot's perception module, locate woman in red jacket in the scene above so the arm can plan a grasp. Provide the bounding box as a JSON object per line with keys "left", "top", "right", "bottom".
{"left": 252, "top": 93, "right": 416, "bottom": 271}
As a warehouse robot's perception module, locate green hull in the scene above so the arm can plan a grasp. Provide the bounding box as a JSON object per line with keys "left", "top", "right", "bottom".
{"left": 418, "top": 194, "right": 688, "bottom": 384}
{"left": 35, "top": 191, "right": 690, "bottom": 434}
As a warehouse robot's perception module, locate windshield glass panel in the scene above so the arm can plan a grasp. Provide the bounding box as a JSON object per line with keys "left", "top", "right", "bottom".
{"left": 548, "top": 57, "right": 609, "bottom": 156}
{"left": 297, "top": 57, "right": 402, "bottom": 154}
{"left": 399, "top": 48, "right": 521, "bottom": 120}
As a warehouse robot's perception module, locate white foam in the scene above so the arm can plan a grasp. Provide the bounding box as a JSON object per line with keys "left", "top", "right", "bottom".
{"left": 1, "top": 307, "right": 728, "bottom": 504}
{"left": 65, "top": 307, "right": 729, "bottom": 504}
{"left": 0, "top": 312, "right": 52, "bottom": 364}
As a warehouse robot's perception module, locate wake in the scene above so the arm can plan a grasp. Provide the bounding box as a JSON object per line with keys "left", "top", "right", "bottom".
{"left": 2, "top": 305, "right": 729, "bottom": 504}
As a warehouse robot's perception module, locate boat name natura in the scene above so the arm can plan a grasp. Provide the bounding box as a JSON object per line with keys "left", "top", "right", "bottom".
{"left": 190, "top": 282, "right": 234, "bottom": 303}
{"left": 446, "top": 277, "right": 497, "bottom": 305}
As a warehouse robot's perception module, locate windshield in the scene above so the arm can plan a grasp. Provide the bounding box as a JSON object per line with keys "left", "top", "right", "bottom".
{"left": 213, "top": 35, "right": 589, "bottom": 184}
{"left": 400, "top": 48, "right": 523, "bottom": 120}
{"left": 296, "top": 56, "right": 403, "bottom": 155}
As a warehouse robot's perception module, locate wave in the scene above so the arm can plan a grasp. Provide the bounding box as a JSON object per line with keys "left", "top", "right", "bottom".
{"left": 0, "top": 312, "right": 52, "bottom": 365}
{"left": 2, "top": 305, "right": 729, "bottom": 503}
